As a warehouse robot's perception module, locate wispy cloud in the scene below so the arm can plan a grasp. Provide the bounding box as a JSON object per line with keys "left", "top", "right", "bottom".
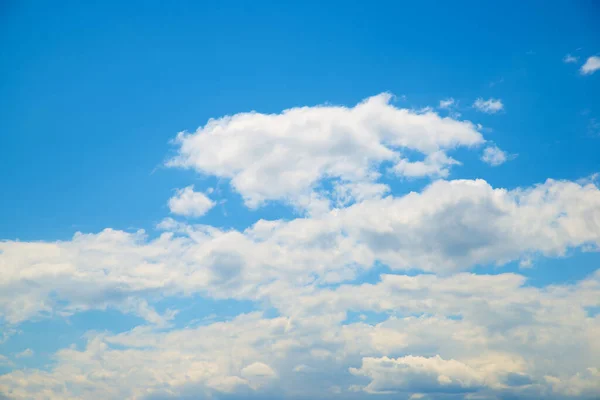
{"left": 15, "top": 348, "right": 34, "bottom": 359}
{"left": 563, "top": 54, "right": 579, "bottom": 63}
{"left": 438, "top": 98, "right": 455, "bottom": 109}
{"left": 473, "top": 98, "right": 504, "bottom": 114}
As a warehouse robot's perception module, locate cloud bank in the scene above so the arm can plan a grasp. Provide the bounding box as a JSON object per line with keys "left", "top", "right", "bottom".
{"left": 1, "top": 94, "right": 599, "bottom": 400}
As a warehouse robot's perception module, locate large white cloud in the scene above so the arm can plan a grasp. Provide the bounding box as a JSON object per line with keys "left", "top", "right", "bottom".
{"left": 2, "top": 93, "right": 600, "bottom": 400}
{"left": 0, "top": 178, "right": 599, "bottom": 397}
{"left": 167, "top": 93, "right": 487, "bottom": 211}
{"left": 0, "top": 268, "right": 599, "bottom": 399}
{"left": 1, "top": 178, "right": 600, "bottom": 326}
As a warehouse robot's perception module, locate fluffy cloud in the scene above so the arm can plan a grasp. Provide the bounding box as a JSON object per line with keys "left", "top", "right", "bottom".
{"left": 473, "top": 98, "right": 504, "bottom": 114}
{"left": 168, "top": 186, "right": 215, "bottom": 217}
{"left": 481, "top": 145, "right": 509, "bottom": 166}
{"left": 167, "top": 94, "right": 486, "bottom": 211}
{"left": 2, "top": 178, "right": 600, "bottom": 325}
{"left": 0, "top": 268, "right": 599, "bottom": 399}
{"left": 2, "top": 94, "right": 600, "bottom": 400}
{"left": 391, "top": 151, "right": 460, "bottom": 178}
{"left": 349, "top": 355, "right": 513, "bottom": 394}
{"left": 580, "top": 56, "right": 600, "bottom": 75}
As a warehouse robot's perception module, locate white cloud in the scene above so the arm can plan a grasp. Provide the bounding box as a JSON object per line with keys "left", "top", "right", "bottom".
{"left": 481, "top": 145, "right": 510, "bottom": 166}
{"left": 391, "top": 151, "right": 460, "bottom": 178}
{"left": 1, "top": 89, "right": 600, "bottom": 400}
{"left": 545, "top": 368, "right": 600, "bottom": 397}
{"left": 473, "top": 98, "right": 504, "bottom": 114}
{"left": 241, "top": 362, "right": 276, "bottom": 378}
{"left": 438, "top": 98, "right": 455, "bottom": 109}
{"left": 14, "top": 349, "right": 33, "bottom": 359}
{"left": 563, "top": 54, "right": 579, "bottom": 63}
{"left": 1, "top": 178, "right": 600, "bottom": 325}
{"left": 0, "top": 268, "right": 599, "bottom": 399}
{"left": 167, "top": 93, "right": 486, "bottom": 211}
{"left": 168, "top": 186, "right": 215, "bottom": 217}
{"left": 580, "top": 56, "right": 600, "bottom": 75}
{"left": 349, "top": 355, "right": 512, "bottom": 393}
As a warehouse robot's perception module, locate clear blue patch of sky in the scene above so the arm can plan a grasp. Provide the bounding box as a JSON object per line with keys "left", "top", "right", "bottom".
{"left": 469, "top": 249, "right": 600, "bottom": 287}
{"left": 343, "top": 310, "right": 391, "bottom": 325}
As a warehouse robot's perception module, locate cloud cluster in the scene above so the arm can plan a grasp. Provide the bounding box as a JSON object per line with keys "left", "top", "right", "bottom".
{"left": 1, "top": 268, "right": 599, "bottom": 399}
{"left": 2, "top": 177, "right": 600, "bottom": 327}
{"left": 1, "top": 94, "right": 599, "bottom": 400}
{"left": 167, "top": 94, "right": 488, "bottom": 211}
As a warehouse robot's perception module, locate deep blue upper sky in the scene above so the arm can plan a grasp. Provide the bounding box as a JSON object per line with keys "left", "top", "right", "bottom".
{"left": 1, "top": 0, "right": 599, "bottom": 241}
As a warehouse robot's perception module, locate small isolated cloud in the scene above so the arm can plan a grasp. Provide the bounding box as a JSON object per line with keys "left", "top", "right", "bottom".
{"left": 439, "top": 98, "right": 455, "bottom": 109}
{"left": 168, "top": 186, "right": 215, "bottom": 217}
{"left": 481, "top": 145, "right": 512, "bottom": 166}
{"left": 15, "top": 348, "right": 34, "bottom": 358}
{"left": 0, "top": 355, "right": 14, "bottom": 367}
{"left": 473, "top": 98, "right": 504, "bottom": 114}
{"left": 563, "top": 54, "right": 579, "bottom": 63}
{"left": 581, "top": 56, "right": 600, "bottom": 75}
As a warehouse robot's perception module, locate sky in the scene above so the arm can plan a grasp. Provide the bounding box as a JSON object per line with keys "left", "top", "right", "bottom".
{"left": 0, "top": 1, "right": 600, "bottom": 399}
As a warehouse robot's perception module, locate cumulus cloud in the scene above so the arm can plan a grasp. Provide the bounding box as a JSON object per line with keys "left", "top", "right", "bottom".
{"left": 2, "top": 178, "right": 600, "bottom": 325}
{"left": 168, "top": 186, "right": 215, "bottom": 217}
{"left": 392, "top": 151, "right": 460, "bottom": 178}
{"left": 0, "top": 268, "right": 599, "bottom": 399}
{"left": 349, "top": 355, "right": 519, "bottom": 393}
{"left": 167, "top": 94, "right": 486, "bottom": 211}
{"left": 473, "top": 98, "right": 504, "bottom": 114}
{"left": 481, "top": 145, "right": 510, "bottom": 166}
{"left": 580, "top": 56, "right": 600, "bottom": 75}
{"left": 2, "top": 94, "right": 600, "bottom": 400}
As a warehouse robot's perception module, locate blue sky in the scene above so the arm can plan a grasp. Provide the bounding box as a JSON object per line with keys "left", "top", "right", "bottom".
{"left": 1, "top": 1, "right": 600, "bottom": 399}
